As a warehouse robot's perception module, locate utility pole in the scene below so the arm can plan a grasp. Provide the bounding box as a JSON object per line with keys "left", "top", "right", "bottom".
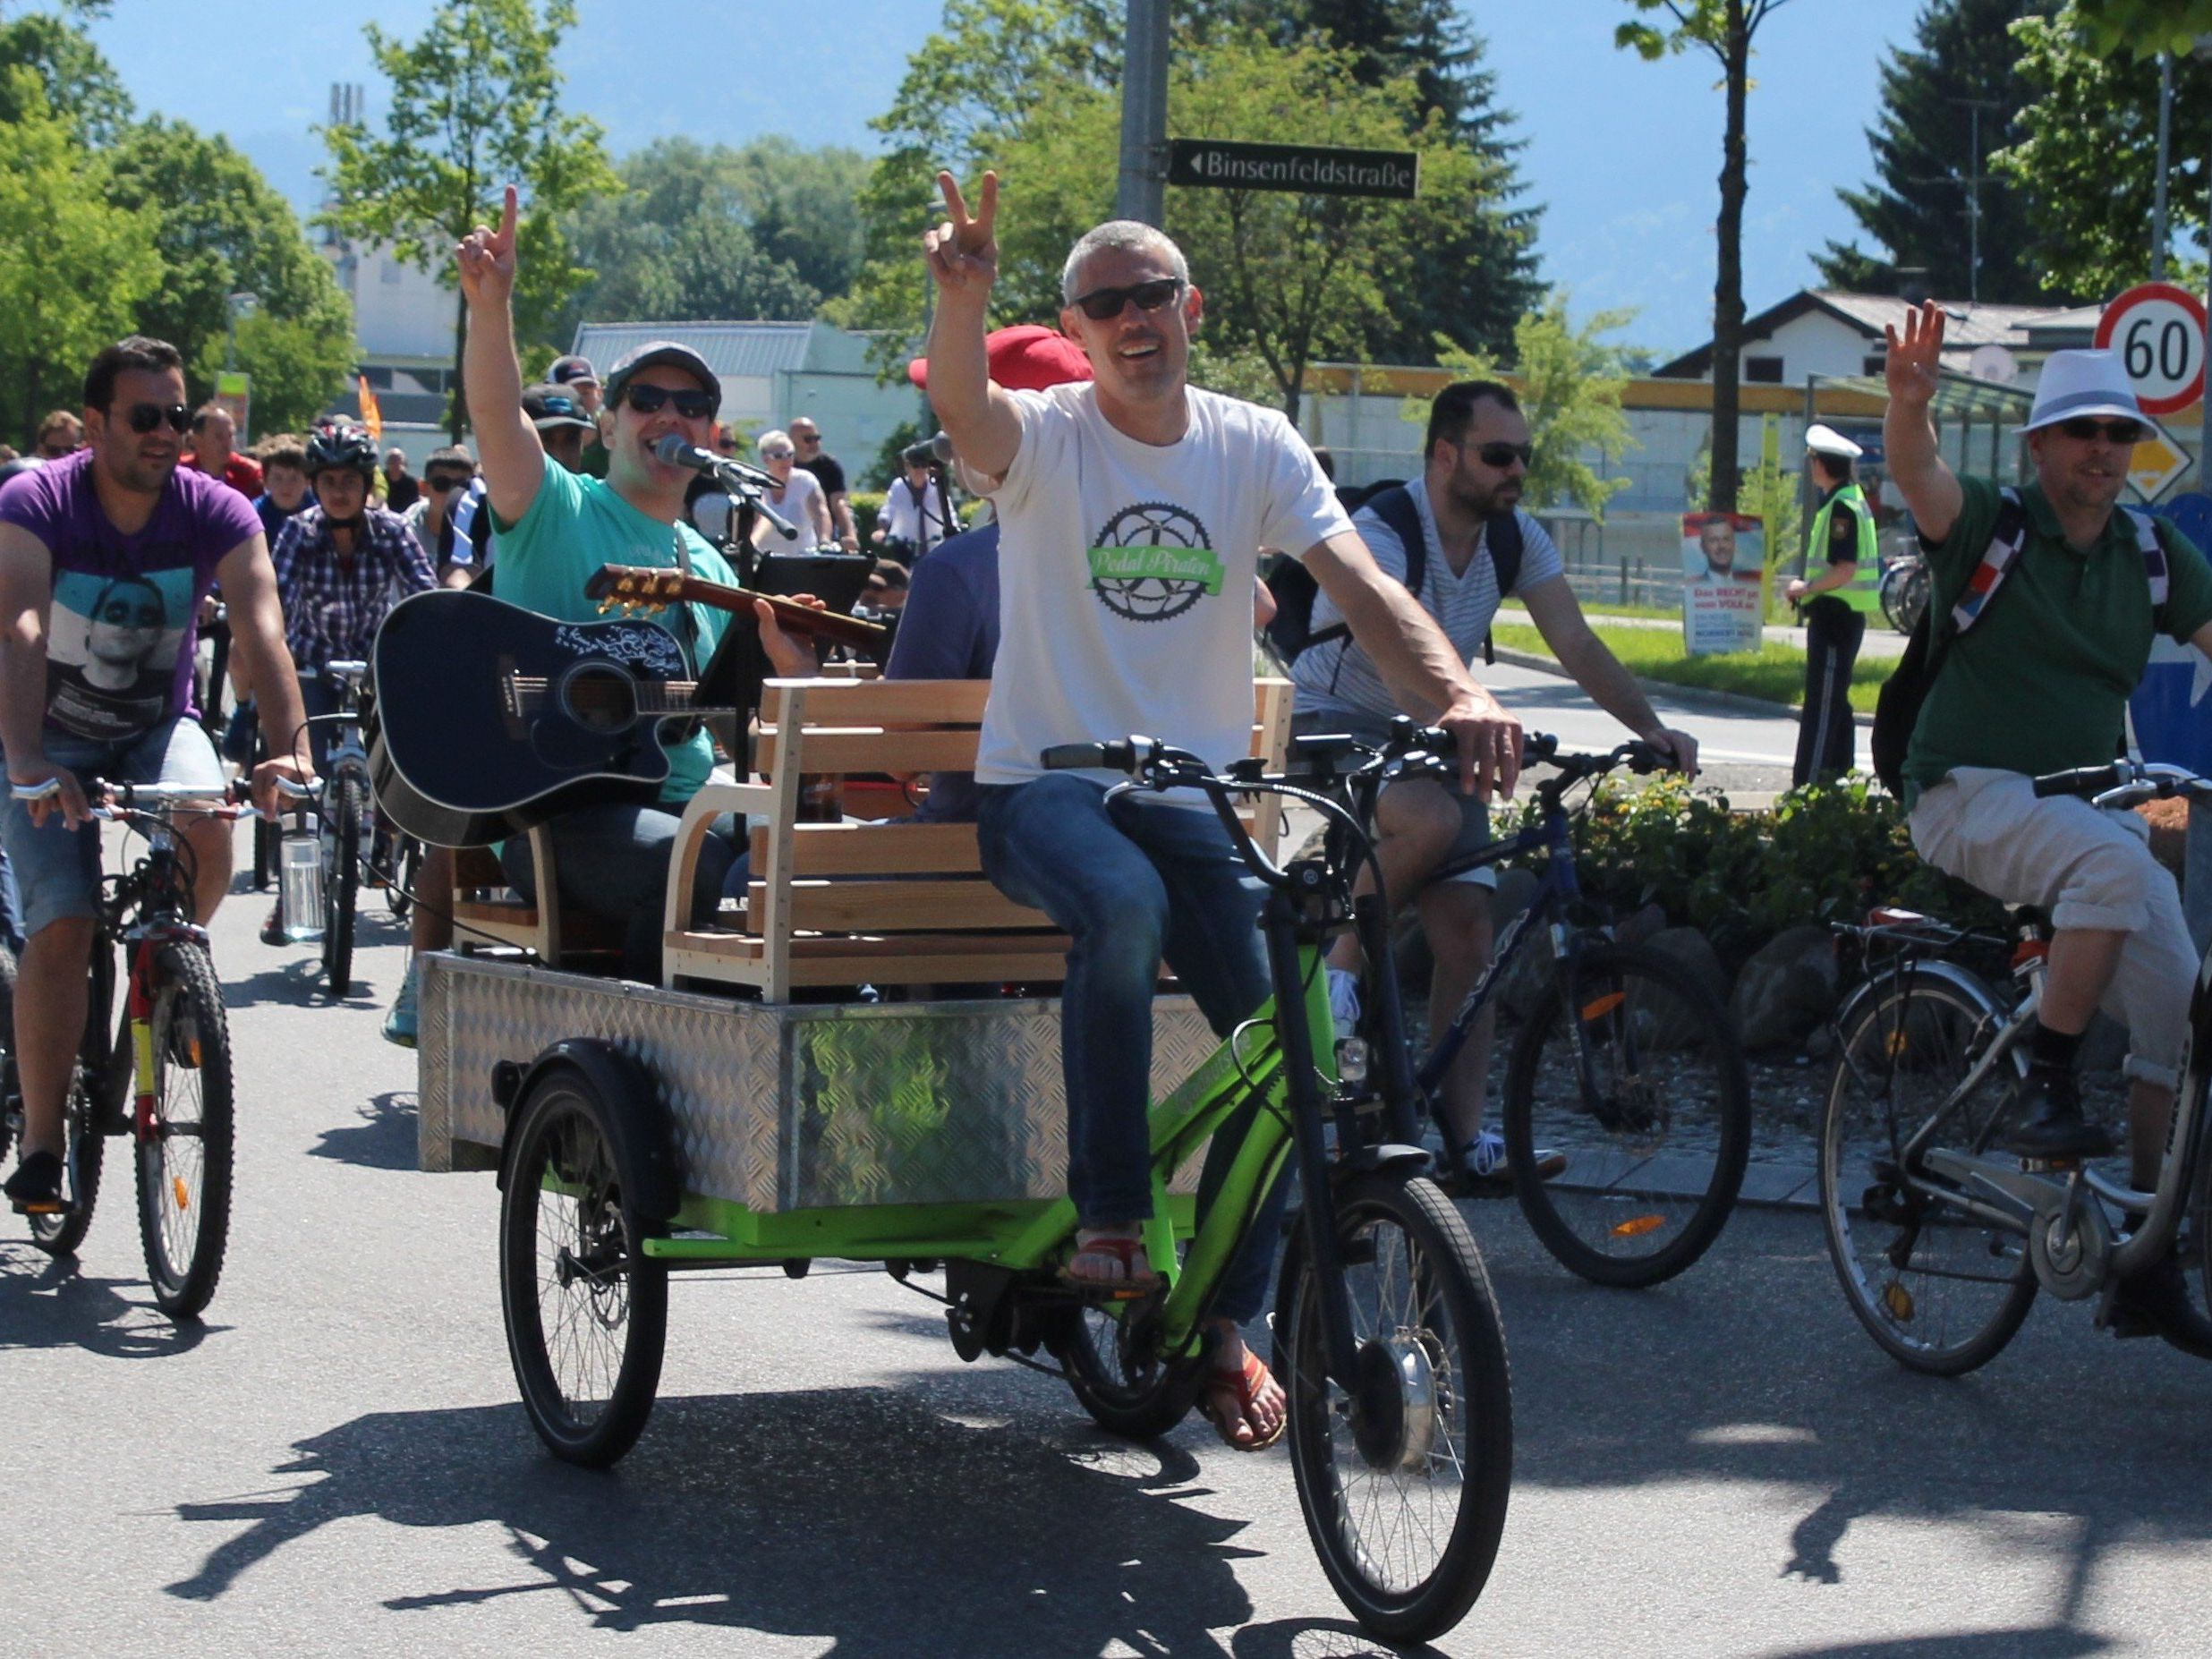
{"left": 2153, "top": 53, "right": 2174, "bottom": 278}
{"left": 1918, "top": 98, "right": 2001, "bottom": 302}
{"left": 1116, "top": 0, "right": 1170, "bottom": 227}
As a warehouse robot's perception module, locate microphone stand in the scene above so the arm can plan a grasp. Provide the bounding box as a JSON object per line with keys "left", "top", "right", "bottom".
{"left": 925, "top": 461, "right": 957, "bottom": 561}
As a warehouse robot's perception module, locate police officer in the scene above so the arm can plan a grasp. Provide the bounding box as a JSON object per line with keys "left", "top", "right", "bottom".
{"left": 1785, "top": 424, "right": 1880, "bottom": 785}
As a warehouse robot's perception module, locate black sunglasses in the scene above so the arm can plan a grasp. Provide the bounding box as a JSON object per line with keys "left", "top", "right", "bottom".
{"left": 425, "top": 472, "right": 472, "bottom": 492}
{"left": 623, "top": 384, "right": 716, "bottom": 419}
{"left": 2056, "top": 416, "right": 2146, "bottom": 445}
{"left": 1068, "top": 276, "right": 1184, "bottom": 322}
{"left": 117, "top": 403, "right": 191, "bottom": 436}
{"left": 1463, "top": 438, "right": 1534, "bottom": 470}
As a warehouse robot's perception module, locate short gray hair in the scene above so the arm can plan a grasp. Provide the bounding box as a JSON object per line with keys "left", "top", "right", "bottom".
{"left": 1060, "top": 221, "right": 1190, "bottom": 305}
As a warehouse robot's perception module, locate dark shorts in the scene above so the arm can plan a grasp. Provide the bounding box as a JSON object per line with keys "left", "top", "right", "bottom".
{"left": 1291, "top": 708, "right": 1495, "bottom": 889}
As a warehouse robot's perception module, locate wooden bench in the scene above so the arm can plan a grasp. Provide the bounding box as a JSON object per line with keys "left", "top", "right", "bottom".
{"left": 660, "top": 676, "right": 1295, "bottom": 999}
{"left": 449, "top": 828, "right": 624, "bottom": 968}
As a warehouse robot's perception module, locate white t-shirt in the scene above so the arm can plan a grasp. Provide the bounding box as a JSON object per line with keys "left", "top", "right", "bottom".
{"left": 751, "top": 465, "right": 828, "bottom": 550}
{"left": 977, "top": 382, "right": 1351, "bottom": 792}
{"left": 1291, "top": 477, "right": 1561, "bottom": 721}
{"left": 881, "top": 474, "right": 956, "bottom": 549}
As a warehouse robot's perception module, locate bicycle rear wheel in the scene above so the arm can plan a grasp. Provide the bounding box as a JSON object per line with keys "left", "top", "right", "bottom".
{"left": 1502, "top": 941, "right": 1749, "bottom": 1287}
{"left": 1819, "top": 968, "right": 2035, "bottom": 1374}
{"left": 320, "top": 775, "right": 362, "bottom": 996}
{"left": 1275, "top": 1171, "right": 1512, "bottom": 1643}
{"left": 1054, "top": 1298, "right": 1205, "bottom": 1440}
{"left": 135, "top": 942, "right": 235, "bottom": 1318}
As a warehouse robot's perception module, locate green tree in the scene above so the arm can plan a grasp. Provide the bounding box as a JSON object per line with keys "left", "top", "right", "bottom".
{"left": 319, "top": 0, "right": 619, "bottom": 438}
{"left": 1409, "top": 295, "right": 1638, "bottom": 518}
{"left": 1616, "top": 0, "right": 1801, "bottom": 514}
{"left": 1815, "top": 0, "right": 2053, "bottom": 303}
{"left": 104, "top": 117, "right": 354, "bottom": 435}
{"left": 0, "top": 68, "right": 160, "bottom": 439}
{"left": 2072, "top": 0, "right": 2212, "bottom": 51}
{"left": 1993, "top": 3, "right": 2212, "bottom": 297}
{"left": 0, "top": 3, "right": 129, "bottom": 147}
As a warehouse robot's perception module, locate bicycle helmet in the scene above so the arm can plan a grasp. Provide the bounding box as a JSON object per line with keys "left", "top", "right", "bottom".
{"left": 304, "top": 422, "right": 378, "bottom": 481}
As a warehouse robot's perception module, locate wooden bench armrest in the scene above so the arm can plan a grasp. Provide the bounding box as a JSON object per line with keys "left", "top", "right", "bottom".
{"left": 662, "top": 780, "right": 779, "bottom": 944}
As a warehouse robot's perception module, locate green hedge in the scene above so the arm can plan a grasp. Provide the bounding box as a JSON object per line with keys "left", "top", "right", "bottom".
{"left": 1503, "top": 775, "right": 2006, "bottom": 968}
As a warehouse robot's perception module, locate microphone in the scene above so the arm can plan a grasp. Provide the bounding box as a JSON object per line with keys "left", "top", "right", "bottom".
{"left": 653, "top": 434, "right": 799, "bottom": 541}
{"left": 931, "top": 431, "right": 956, "bottom": 465}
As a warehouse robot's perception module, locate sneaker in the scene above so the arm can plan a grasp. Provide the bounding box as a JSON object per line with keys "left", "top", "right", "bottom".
{"left": 260, "top": 903, "right": 286, "bottom": 947}
{"left": 381, "top": 964, "right": 419, "bottom": 1050}
{"left": 1452, "top": 1130, "right": 1568, "bottom": 1196}
{"left": 2003, "top": 1067, "right": 2115, "bottom": 1161}
{"left": 1326, "top": 966, "right": 1361, "bottom": 1035}
{"left": 4, "top": 1150, "right": 65, "bottom": 1215}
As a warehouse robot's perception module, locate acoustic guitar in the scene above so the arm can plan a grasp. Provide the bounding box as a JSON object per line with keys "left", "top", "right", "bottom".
{"left": 368, "top": 588, "right": 739, "bottom": 847}
{"left": 583, "top": 564, "right": 890, "bottom": 657}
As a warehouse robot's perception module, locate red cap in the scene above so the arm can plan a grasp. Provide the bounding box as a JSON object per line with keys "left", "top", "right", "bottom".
{"left": 908, "top": 324, "right": 1093, "bottom": 394}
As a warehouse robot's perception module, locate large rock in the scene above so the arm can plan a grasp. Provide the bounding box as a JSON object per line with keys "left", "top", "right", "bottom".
{"left": 1728, "top": 923, "right": 1841, "bottom": 1050}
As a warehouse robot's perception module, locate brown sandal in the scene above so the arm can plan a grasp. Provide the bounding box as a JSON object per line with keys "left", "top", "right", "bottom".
{"left": 1060, "top": 1230, "right": 1161, "bottom": 1296}
{"left": 1204, "top": 1347, "right": 1287, "bottom": 1451}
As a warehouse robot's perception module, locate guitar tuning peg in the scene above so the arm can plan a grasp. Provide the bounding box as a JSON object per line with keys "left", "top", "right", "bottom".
{"left": 595, "top": 599, "right": 616, "bottom": 615}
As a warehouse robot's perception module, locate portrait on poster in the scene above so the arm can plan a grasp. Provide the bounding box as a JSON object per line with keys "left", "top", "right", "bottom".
{"left": 1680, "top": 512, "right": 1764, "bottom": 654}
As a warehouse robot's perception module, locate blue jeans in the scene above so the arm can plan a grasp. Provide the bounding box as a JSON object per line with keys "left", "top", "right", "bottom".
{"left": 500, "top": 802, "right": 738, "bottom": 983}
{"left": 976, "top": 774, "right": 1290, "bottom": 1323}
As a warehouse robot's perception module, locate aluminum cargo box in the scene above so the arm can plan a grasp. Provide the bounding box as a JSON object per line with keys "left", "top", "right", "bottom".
{"left": 416, "top": 952, "right": 1219, "bottom": 1211}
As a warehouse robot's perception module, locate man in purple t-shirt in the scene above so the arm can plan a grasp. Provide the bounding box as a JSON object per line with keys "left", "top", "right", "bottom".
{"left": 0, "top": 335, "right": 312, "bottom": 1217}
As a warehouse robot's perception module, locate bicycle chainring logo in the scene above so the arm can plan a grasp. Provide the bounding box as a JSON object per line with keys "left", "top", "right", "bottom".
{"left": 1087, "top": 502, "right": 1224, "bottom": 624}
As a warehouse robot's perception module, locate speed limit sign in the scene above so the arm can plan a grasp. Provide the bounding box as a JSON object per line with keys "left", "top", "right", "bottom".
{"left": 2095, "top": 282, "right": 2208, "bottom": 417}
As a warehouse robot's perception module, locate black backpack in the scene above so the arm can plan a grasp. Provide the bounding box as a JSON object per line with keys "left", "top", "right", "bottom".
{"left": 1263, "top": 482, "right": 1523, "bottom": 668}
{"left": 1871, "top": 492, "right": 2169, "bottom": 795}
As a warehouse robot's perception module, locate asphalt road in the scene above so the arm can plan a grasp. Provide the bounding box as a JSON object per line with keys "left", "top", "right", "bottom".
{"left": 9, "top": 738, "right": 2210, "bottom": 1658}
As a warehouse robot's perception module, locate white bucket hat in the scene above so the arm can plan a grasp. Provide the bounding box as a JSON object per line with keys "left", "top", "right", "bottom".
{"left": 2021, "top": 348, "right": 2145, "bottom": 434}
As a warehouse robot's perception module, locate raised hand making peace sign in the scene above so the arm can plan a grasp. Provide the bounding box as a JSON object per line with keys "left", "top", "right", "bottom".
{"left": 456, "top": 183, "right": 520, "bottom": 310}
{"left": 923, "top": 169, "right": 999, "bottom": 307}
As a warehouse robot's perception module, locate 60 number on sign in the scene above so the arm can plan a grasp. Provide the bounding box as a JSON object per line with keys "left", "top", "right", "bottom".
{"left": 2095, "top": 282, "right": 2209, "bottom": 418}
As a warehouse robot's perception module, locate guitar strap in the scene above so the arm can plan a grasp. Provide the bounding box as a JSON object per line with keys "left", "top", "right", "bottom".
{"left": 669, "top": 527, "right": 701, "bottom": 672}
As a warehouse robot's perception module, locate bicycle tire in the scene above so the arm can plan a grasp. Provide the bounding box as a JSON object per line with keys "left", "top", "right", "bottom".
{"left": 1818, "top": 967, "right": 2036, "bottom": 1375}
{"left": 1053, "top": 1298, "right": 1206, "bottom": 1440}
{"left": 0, "top": 945, "right": 103, "bottom": 1256}
{"left": 135, "top": 941, "right": 234, "bottom": 1317}
{"left": 499, "top": 1065, "right": 668, "bottom": 1468}
{"left": 1273, "top": 1170, "right": 1512, "bottom": 1643}
{"left": 386, "top": 832, "right": 421, "bottom": 921}
{"left": 1501, "top": 941, "right": 1750, "bottom": 1287}
{"left": 252, "top": 812, "right": 276, "bottom": 892}
{"left": 321, "top": 774, "right": 362, "bottom": 996}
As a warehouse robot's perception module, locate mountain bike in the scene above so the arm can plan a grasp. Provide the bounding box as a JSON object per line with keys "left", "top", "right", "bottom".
{"left": 0, "top": 778, "right": 251, "bottom": 1317}
{"left": 1335, "top": 723, "right": 1750, "bottom": 1287}
{"left": 1818, "top": 758, "right": 2212, "bottom": 1374}
{"left": 279, "top": 658, "right": 375, "bottom": 995}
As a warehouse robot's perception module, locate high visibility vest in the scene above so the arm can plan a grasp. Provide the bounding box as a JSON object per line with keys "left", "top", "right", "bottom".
{"left": 1808, "top": 481, "right": 1882, "bottom": 613}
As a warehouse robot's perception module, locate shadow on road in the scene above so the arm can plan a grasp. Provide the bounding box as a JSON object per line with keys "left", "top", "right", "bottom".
{"left": 0, "top": 1241, "right": 219, "bottom": 1357}
{"left": 310, "top": 1091, "right": 418, "bottom": 1171}
{"left": 166, "top": 1389, "right": 1275, "bottom": 1656}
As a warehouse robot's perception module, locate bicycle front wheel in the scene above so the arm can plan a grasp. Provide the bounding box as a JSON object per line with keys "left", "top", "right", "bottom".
{"left": 1502, "top": 942, "right": 1749, "bottom": 1287}
{"left": 1819, "top": 968, "right": 2035, "bottom": 1375}
{"left": 1275, "top": 1171, "right": 1512, "bottom": 1643}
{"left": 135, "top": 942, "right": 234, "bottom": 1317}
{"left": 385, "top": 832, "right": 421, "bottom": 921}
{"left": 321, "top": 775, "right": 362, "bottom": 996}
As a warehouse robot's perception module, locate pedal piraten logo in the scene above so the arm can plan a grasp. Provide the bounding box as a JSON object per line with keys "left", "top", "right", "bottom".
{"left": 1087, "top": 501, "right": 1224, "bottom": 623}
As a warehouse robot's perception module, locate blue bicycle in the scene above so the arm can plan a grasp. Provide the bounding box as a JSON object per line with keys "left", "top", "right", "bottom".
{"left": 1331, "top": 726, "right": 1751, "bottom": 1286}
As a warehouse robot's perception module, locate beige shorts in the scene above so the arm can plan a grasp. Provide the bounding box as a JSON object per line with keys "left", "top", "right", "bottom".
{"left": 1910, "top": 766, "right": 2195, "bottom": 1089}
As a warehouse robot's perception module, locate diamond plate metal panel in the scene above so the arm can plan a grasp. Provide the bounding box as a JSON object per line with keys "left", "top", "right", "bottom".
{"left": 420, "top": 953, "right": 1219, "bottom": 1208}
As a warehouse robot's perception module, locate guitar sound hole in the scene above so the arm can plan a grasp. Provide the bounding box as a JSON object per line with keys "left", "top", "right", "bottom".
{"left": 558, "top": 663, "right": 640, "bottom": 735}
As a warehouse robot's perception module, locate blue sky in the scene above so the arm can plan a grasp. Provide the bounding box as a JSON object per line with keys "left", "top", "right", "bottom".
{"left": 85, "top": 0, "right": 1942, "bottom": 357}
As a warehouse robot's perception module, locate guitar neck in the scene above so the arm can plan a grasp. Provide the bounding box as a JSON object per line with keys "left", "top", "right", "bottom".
{"left": 601, "top": 568, "right": 888, "bottom": 649}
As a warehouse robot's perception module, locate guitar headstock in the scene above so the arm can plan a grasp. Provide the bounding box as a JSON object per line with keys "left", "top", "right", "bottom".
{"left": 587, "top": 565, "right": 684, "bottom": 617}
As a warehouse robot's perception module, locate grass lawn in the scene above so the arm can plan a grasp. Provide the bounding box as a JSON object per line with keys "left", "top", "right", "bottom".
{"left": 1491, "top": 620, "right": 1889, "bottom": 713}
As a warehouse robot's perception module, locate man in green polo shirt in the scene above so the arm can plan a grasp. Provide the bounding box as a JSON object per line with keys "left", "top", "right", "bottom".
{"left": 455, "top": 187, "right": 748, "bottom": 981}
{"left": 1886, "top": 305, "right": 2212, "bottom": 1219}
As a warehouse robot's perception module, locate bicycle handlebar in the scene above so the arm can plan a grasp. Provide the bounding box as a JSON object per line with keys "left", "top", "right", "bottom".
{"left": 2031, "top": 759, "right": 2212, "bottom": 807}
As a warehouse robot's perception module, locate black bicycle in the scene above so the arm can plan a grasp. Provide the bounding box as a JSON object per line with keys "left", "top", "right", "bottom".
{"left": 0, "top": 779, "right": 244, "bottom": 1316}
{"left": 1335, "top": 724, "right": 1751, "bottom": 1287}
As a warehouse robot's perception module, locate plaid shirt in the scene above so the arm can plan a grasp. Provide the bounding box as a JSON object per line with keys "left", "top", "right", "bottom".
{"left": 270, "top": 504, "right": 438, "bottom": 670}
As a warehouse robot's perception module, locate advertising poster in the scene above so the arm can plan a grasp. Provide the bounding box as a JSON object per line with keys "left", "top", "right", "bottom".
{"left": 1680, "top": 512, "right": 1765, "bottom": 655}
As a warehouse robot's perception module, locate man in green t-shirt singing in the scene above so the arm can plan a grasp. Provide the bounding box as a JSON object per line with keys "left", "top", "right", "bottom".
{"left": 1886, "top": 305, "right": 2212, "bottom": 1282}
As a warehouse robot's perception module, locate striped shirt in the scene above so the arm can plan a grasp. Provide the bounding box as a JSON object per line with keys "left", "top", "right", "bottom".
{"left": 1290, "top": 479, "right": 1561, "bottom": 720}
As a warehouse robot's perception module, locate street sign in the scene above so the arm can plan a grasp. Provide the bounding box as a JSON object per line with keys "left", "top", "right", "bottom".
{"left": 2129, "top": 430, "right": 2192, "bottom": 502}
{"left": 1165, "top": 139, "right": 1419, "bottom": 200}
{"left": 2094, "top": 281, "right": 2208, "bottom": 417}
{"left": 213, "top": 370, "right": 250, "bottom": 444}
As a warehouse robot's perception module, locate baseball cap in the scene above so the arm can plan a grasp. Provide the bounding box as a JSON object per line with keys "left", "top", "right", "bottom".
{"left": 549, "top": 353, "right": 599, "bottom": 387}
{"left": 907, "top": 324, "right": 1093, "bottom": 393}
{"left": 522, "top": 382, "right": 596, "bottom": 433}
{"left": 603, "top": 341, "right": 722, "bottom": 413}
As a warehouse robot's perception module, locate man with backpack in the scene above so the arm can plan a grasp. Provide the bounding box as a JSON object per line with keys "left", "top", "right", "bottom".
{"left": 1285, "top": 378, "right": 1697, "bottom": 1192}
{"left": 1884, "top": 304, "right": 2212, "bottom": 1321}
